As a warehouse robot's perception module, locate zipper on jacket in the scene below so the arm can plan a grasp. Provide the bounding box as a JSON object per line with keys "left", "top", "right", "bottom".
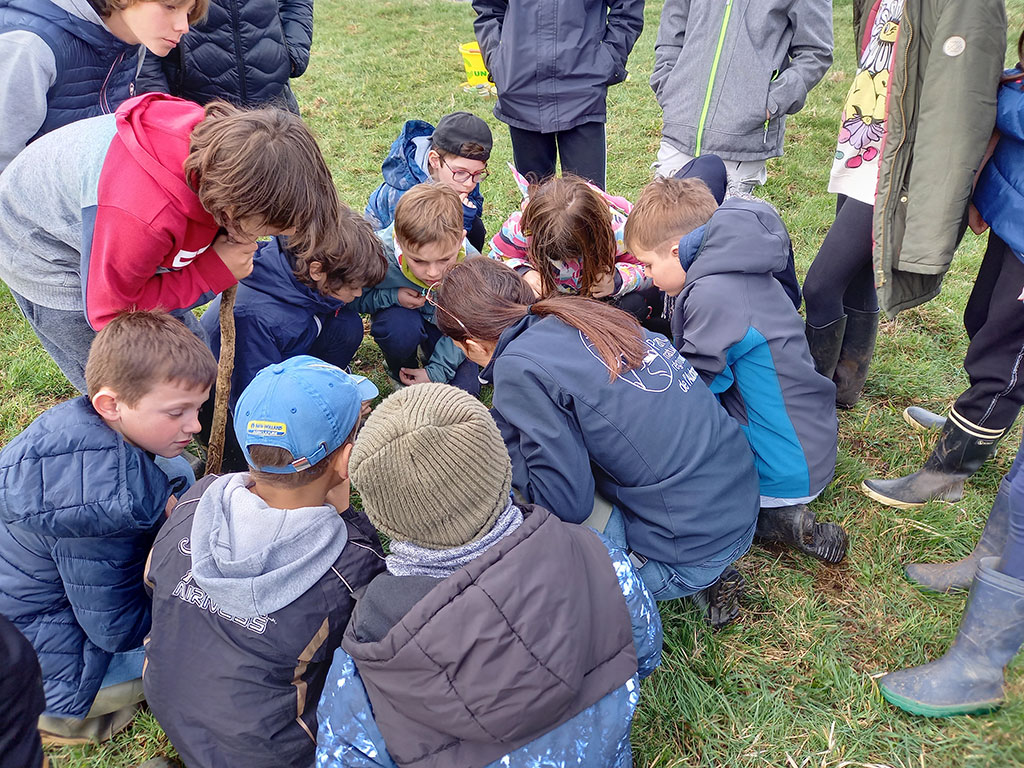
{"left": 229, "top": 0, "right": 248, "bottom": 103}
{"left": 99, "top": 51, "right": 127, "bottom": 113}
{"left": 876, "top": 10, "right": 913, "bottom": 288}
{"left": 695, "top": 0, "right": 734, "bottom": 156}
{"left": 763, "top": 69, "right": 779, "bottom": 143}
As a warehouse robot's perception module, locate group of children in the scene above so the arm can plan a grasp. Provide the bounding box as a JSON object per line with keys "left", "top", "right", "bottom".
{"left": 2, "top": 0, "right": 1023, "bottom": 763}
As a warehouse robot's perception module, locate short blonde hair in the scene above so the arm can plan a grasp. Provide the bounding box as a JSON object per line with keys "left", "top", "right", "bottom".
{"left": 93, "top": 0, "right": 209, "bottom": 25}
{"left": 394, "top": 184, "right": 463, "bottom": 250}
{"left": 624, "top": 177, "right": 718, "bottom": 253}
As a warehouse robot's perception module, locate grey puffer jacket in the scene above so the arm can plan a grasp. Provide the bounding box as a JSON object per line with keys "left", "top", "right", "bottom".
{"left": 472, "top": 0, "right": 644, "bottom": 132}
{"left": 651, "top": 0, "right": 832, "bottom": 161}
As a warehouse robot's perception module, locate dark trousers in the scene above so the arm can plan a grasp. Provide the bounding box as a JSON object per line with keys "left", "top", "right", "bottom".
{"left": 370, "top": 306, "right": 481, "bottom": 394}
{"left": 0, "top": 616, "right": 44, "bottom": 768}
{"left": 508, "top": 121, "right": 606, "bottom": 190}
{"left": 952, "top": 233, "right": 1024, "bottom": 431}
{"left": 999, "top": 436, "right": 1024, "bottom": 579}
{"left": 803, "top": 195, "right": 878, "bottom": 326}
{"left": 467, "top": 215, "right": 486, "bottom": 253}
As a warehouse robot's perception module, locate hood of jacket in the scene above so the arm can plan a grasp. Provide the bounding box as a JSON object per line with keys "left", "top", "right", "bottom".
{"left": 1, "top": 0, "right": 115, "bottom": 46}
{"left": 682, "top": 199, "right": 791, "bottom": 283}
{"left": 380, "top": 119, "right": 434, "bottom": 192}
{"left": 343, "top": 507, "right": 637, "bottom": 768}
{"left": 189, "top": 473, "right": 350, "bottom": 618}
{"left": 0, "top": 397, "right": 170, "bottom": 538}
{"left": 113, "top": 93, "right": 211, "bottom": 223}
{"left": 241, "top": 236, "right": 343, "bottom": 313}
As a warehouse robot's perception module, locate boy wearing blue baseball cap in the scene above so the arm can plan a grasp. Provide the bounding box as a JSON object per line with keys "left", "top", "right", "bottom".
{"left": 142, "top": 356, "right": 386, "bottom": 768}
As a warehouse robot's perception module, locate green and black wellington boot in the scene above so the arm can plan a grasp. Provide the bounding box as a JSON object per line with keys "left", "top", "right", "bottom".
{"left": 804, "top": 315, "right": 847, "bottom": 379}
{"left": 833, "top": 307, "right": 879, "bottom": 409}
{"left": 903, "top": 406, "right": 947, "bottom": 431}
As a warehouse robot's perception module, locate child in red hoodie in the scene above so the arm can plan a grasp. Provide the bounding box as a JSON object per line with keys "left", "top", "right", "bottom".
{"left": 0, "top": 92, "right": 340, "bottom": 392}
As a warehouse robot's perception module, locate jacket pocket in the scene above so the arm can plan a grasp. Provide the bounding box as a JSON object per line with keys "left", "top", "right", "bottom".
{"left": 597, "top": 42, "right": 625, "bottom": 86}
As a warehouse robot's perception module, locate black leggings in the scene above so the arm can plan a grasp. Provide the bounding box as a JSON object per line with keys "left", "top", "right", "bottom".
{"left": 803, "top": 195, "right": 878, "bottom": 326}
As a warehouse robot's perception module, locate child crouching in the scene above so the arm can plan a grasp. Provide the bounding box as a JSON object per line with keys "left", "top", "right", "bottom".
{"left": 316, "top": 384, "right": 662, "bottom": 768}
{"left": 143, "top": 357, "right": 386, "bottom": 768}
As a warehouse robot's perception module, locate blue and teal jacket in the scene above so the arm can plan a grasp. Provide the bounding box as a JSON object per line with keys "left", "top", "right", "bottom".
{"left": 0, "top": 397, "right": 171, "bottom": 717}
{"left": 974, "top": 70, "right": 1024, "bottom": 258}
{"left": 482, "top": 313, "right": 759, "bottom": 566}
{"left": 351, "top": 225, "right": 477, "bottom": 384}
{"left": 316, "top": 507, "right": 661, "bottom": 768}
{"left": 364, "top": 119, "right": 484, "bottom": 234}
{"left": 673, "top": 198, "right": 838, "bottom": 502}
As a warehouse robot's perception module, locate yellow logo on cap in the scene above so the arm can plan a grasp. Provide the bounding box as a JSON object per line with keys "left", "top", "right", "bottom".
{"left": 247, "top": 420, "right": 287, "bottom": 437}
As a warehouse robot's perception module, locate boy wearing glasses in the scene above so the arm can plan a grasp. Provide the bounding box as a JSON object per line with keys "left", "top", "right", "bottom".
{"left": 357, "top": 184, "right": 482, "bottom": 393}
{"left": 365, "top": 111, "right": 493, "bottom": 252}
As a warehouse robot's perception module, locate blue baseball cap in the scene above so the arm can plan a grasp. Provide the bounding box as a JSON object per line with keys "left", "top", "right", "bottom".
{"left": 234, "top": 356, "right": 379, "bottom": 474}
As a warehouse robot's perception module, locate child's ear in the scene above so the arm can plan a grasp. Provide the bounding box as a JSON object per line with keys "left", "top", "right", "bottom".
{"left": 427, "top": 149, "right": 441, "bottom": 170}
{"left": 308, "top": 260, "right": 325, "bottom": 283}
{"left": 670, "top": 243, "right": 680, "bottom": 259}
{"left": 91, "top": 388, "right": 121, "bottom": 423}
{"left": 335, "top": 442, "right": 355, "bottom": 480}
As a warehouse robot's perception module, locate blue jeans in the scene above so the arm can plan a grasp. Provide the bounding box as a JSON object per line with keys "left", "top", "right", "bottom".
{"left": 370, "top": 306, "right": 480, "bottom": 394}
{"left": 100, "top": 647, "right": 145, "bottom": 688}
{"left": 601, "top": 506, "right": 755, "bottom": 601}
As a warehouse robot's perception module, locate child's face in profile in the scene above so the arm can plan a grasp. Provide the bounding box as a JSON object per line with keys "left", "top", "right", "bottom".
{"left": 401, "top": 238, "right": 462, "bottom": 286}
{"left": 633, "top": 242, "right": 687, "bottom": 296}
{"left": 115, "top": 0, "right": 194, "bottom": 57}
{"left": 324, "top": 281, "right": 364, "bottom": 304}
{"left": 104, "top": 380, "right": 210, "bottom": 458}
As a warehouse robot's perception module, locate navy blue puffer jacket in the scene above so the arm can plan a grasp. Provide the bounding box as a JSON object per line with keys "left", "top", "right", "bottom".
{"left": 136, "top": 0, "right": 312, "bottom": 108}
{"left": 0, "top": 397, "right": 171, "bottom": 717}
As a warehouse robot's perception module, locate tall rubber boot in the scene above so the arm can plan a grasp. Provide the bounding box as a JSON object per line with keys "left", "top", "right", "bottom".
{"left": 905, "top": 475, "right": 1011, "bottom": 592}
{"left": 804, "top": 315, "right": 847, "bottom": 380}
{"left": 833, "top": 307, "right": 879, "bottom": 409}
{"left": 861, "top": 417, "right": 1003, "bottom": 508}
{"left": 879, "top": 558, "right": 1024, "bottom": 716}
{"left": 903, "top": 406, "right": 947, "bottom": 431}
{"left": 755, "top": 504, "right": 848, "bottom": 564}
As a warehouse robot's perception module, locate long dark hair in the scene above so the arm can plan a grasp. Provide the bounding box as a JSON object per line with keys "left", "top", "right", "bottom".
{"left": 433, "top": 258, "right": 647, "bottom": 380}
{"left": 1003, "top": 30, "right": 1024, "bottom": 83}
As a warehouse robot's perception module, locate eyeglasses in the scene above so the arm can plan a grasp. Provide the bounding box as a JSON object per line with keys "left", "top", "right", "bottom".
{"left": 440, "top": 157, "right": 490, "bottom": 184}
{"left": 425, "top": 281, "right": 468, "bottom": 334}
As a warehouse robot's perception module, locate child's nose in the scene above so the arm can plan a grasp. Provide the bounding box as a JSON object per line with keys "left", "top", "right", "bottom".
{"left": 174, "top": 10, "right": 190, "bottom": 34}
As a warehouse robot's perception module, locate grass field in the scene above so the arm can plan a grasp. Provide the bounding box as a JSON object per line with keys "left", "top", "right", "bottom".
{"left": 7, "top": 0, "right": 1024, "bottom": 765}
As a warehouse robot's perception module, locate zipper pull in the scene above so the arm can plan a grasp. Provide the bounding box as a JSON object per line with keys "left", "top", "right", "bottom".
{"left": 763, "top": 119, "right": 769, "bottom": 143}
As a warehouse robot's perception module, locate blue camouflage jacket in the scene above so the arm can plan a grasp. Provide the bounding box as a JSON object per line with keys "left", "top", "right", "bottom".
{"left": 316, "top": 508, "right": 661, "bottom": 768}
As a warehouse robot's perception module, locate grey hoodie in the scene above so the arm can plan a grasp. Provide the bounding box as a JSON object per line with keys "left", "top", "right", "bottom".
{"left": 651, "top": 0, "right": 833, "bottom": 161}
{"left": 189, "top": 473, "right": 350, "bottom": 617}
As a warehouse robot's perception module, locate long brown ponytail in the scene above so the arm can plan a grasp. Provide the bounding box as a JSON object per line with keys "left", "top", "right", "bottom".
{"left": 433, "top": 258, "right": 647, "bottom": 380}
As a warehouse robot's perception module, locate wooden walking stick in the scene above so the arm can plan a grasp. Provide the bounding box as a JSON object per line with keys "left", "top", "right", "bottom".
{"left": 205, "top": 284, "right": 237, "bottom": 476}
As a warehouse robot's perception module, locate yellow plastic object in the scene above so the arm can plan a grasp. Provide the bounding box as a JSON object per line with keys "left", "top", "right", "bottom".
{"left": 459, "top": 42, "right": 490, "bottom": 86}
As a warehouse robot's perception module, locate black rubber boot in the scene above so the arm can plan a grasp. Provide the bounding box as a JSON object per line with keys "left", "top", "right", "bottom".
{"left": 861, "top": 418, "right": 1003, "bottom": 508}
{"left": 903, "top": 406, "right": 947, "bottom": 431}
{"left": 690, "top": 565, "right": 746, "bottom": 630}
{"left": 905, "top": 475, "right": 1011, "bottom": 593}
{"left": 754, "top": 504, "right": 848, "bottom": 564}
{"left": 804, "top": 315, "right": 847, "bottom": 379}
{"left": 879, "top": 558, "right": 1024, "bottom": 717}
{"left": 833, "top": 307, "right": 879, "bottom": 409}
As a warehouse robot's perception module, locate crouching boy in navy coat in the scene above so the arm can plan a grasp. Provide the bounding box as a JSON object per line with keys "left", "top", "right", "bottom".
{"left": 626, "top": 176, "right": 848, "bottom": 564}
{"left": 316, "top": 384, "right": 662, "bottom": 768}
{"left": 144, "top": 357, "right": 386, "bottom": 768}
{"left": 0, "top": 311, "right": 216, "bottom": 743}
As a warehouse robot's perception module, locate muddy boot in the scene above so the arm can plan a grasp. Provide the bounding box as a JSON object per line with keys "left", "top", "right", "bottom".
{"left": 879, "top": 558, "right": 1024, "bottom": 717}
{"left": 804, "top": 315, "right": 847, "bottom": 379}
{"left": 690, "top": 565, "right": 746, "bottom": 630}
{"left": 905, "top": 475, "right": 1011, "bottom": 593}
{"left": 138, "top": 760, "right": 183, "bottom": 768}
{"left": 903, "top": 406, "right": 947, "bottom": 431}
{"left": 833, "top": 307, "right": 879, "bottom": 409}
{"left": 861, "top": 418, "right": 1004, "bottom": 508}
{"left": 755, "top": 504, "right": 848, "bottom": 564}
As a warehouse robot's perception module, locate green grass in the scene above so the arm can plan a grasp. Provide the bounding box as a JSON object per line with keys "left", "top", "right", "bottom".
{"left": 12, "top": 0, "right": 1024, "bottom": 765}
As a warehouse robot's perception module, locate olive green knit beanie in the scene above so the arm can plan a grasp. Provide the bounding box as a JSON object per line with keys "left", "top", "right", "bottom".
{"left": 349, "top": 383, "right": 513, "bottom": 549}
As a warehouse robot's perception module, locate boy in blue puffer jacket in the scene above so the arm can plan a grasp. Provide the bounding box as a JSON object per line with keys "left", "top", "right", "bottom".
{"left": 316, "top": 384, "right": 662, "bottom": 768}
{"left": 626, "top": 176, "right": 848, "bottom": 565}
{"left": 0, "top": 0, "right": 207, "bottom": 173}
{"left": 0, "top": 311, "right": 216, "bottom": 743}
{"left": 365, "top": 112, "right": 493, "bottom": 252}
{"left": 200, "top": 206, "right": 388, "bottom": 471}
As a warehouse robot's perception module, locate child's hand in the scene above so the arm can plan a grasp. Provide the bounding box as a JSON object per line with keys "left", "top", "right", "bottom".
{"left": 399, "top": 367, "right": 432, "bottom": 385}
{"left": 165, "top": 494, "right": 178, "bottom": 519}
{"left": 213, "top": 233, "right": 258, "bottom": 280}
{"left": 522, "top": 269, "right": 543, "bottom": 297}
{"left": 360, "top": 400, "right": 372, "bottom": 419}
{"left": 459, "top": 191, "right": 476, "bottom": 210}
{"left": 590, "top": 270, "right": 616, "bottom": 299}
{"left": 397, "top": 287, "right": 426, "bottom": 309}
{"left": 968, "top": 204, "right": 989, "bottom": 235}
